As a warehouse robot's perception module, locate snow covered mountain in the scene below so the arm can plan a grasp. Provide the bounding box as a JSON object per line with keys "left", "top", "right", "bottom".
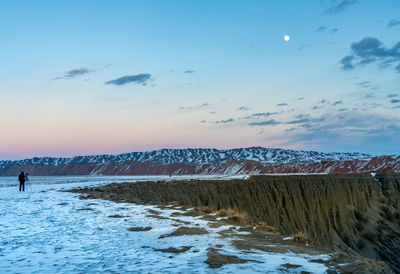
{"left": 0, "top": 147, "right": 371, "bottom": 170}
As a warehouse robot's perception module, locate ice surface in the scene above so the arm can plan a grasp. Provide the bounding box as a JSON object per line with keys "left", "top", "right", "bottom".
{"left": 0, "top": 175, "right": 330, "bottom": 273}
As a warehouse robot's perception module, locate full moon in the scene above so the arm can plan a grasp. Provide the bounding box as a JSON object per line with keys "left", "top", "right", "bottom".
{"left": 284, "top": 35, "right": 290, "bottom": 41}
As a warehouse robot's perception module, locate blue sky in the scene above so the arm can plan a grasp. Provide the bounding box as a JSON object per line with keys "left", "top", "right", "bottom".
{"left": 0, "top": 0, "right": 400, "bottom": 159}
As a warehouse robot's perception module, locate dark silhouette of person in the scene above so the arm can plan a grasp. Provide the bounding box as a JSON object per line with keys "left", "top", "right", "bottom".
{"left": 18, "top": 171, "right": 26, "bottom": 192}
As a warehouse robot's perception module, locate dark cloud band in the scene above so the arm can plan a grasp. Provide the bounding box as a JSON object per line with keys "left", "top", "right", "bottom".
{"left": 105, "top": 74, "right": 152, "bottom": 86}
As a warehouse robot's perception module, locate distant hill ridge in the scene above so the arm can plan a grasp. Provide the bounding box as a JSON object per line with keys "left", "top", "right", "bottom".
{"left": 0, "top": 147, "right": 372, "bottom": 169}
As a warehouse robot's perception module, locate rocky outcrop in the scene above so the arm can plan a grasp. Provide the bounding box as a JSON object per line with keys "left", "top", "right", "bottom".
{"left": 72, "top": 173, "right": 400, "bottom": 272}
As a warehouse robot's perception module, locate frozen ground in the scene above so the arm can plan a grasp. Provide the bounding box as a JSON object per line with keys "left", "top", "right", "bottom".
{"left": 0, "top": 176, "right": 330, "bottom": 273}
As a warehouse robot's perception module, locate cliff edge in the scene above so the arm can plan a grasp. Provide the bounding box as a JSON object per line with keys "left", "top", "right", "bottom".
{"left": 72, "top": 173, "right": 400, "bottom": 272}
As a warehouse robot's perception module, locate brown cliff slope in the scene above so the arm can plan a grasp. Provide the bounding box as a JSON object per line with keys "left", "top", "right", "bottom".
{"left": 72, "top": 173, "right": 400, "bottom": 272}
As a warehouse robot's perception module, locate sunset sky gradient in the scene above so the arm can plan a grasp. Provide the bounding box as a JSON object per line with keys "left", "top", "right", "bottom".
{"left": 1, "top": 0, "right": 400, "bottom": 160}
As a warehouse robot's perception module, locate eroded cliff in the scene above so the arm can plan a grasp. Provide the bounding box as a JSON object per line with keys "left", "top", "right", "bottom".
{"left": 72, "top": 173, "right": 400, "bottom": 272}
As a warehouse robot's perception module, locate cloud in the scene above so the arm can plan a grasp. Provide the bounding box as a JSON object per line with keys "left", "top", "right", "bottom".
{"left": 387, "top": 94, "right": 399, "bottom": 98}
{"left": 209, "top": 111, "right": 216, "bottom": 114}
{"left": 333, "top": 100, "right": 343, "bottom": 106}
{"left": 316, "top": 26, "right": 339, "bottom": 33}
{"left": 105, "top": 74, "right": 152, "bottom": 86}
{"left": 296, "top": 97, "right": 305, "bottom": 101}
{"left": 388, "top": 19, "right": 400, "bottom": 28}
{"left": 340, "top": 37, "right": 400, "bottom": 73}
{"left": 391, "top": 99, "right": 400, "bottom": 104}
{"left": 53, "top": 68, "right": 92, "bottom": 80}
{"left": 249, "top": 119, "right": 281, "bottom": 126}
{"left": 216, "top": 118, "right": 234, "bottom": 124}
{"left": 294, "top": 114, "right": 310, "bottom": 119}
{"left": 370, "top": 103, "right": 382, "bottom": 108}
{"left": 276, "top": 103, "right": 288, "bottom": 107}
{"left": 285, "top": 111, "right": 400, "bottom": 154}
{"left": 238, "top": 106, "right": 249, "bottom": 111}
{"left": 179, "top": 103, "right": 209, "bottom": 111}
{"left": 340, "top": 55, "right": 355, "bottom": 70}
{"left": 298, "top": 44, "right": 310, "bottom": 51}
{"left": 356, "top": 81, "right": 379, "bottom": 90}
{"left": 286, "top": 118, "right": 310, "bottom": 124}
{"left": 200, "top": 120, "right": 206, "bottom": 123}
{"left": 364, "top": 92, "right": 375, "bottom": 99}
{"left": 251, "top": 112, "right": 280, "bottom": 117}
{"left": 357, "top": 81, "right": 371, "bottom": 88}
{"left": 324, "top": 0, "right": 358, "bottom": 14}
{"left": 184, "top": 70, "right": 195, "bottom": 74}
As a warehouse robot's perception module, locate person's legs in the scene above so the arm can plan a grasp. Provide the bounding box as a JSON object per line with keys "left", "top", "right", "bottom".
{"left": 22, "top": 182, "right": 25, "bottom": 191}
{"left": 19, "top": 182, "right": 22, "bottom": 191}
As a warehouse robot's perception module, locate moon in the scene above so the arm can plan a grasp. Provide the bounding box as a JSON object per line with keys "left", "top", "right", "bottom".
{"left": 284, "top": 35, "right": 290, "bottom": 41}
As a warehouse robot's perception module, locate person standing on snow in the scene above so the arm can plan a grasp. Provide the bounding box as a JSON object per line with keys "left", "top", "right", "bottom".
{"left": 18, "top": 171, "right": 26, "bottom": 192}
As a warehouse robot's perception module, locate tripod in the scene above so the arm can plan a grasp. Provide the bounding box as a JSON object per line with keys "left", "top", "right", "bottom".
{"left": 26, "top": 178, "right": 32, "bottom": 191}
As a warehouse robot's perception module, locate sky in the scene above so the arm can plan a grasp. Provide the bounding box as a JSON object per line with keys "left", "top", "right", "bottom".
{"left": 0, "top": 0, "right": 400, "bottom": 160}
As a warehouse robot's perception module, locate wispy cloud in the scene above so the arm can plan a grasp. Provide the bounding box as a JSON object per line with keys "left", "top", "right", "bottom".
{"left": 251, "top": 112, "right": 280, "bottom": 117}
{"left": 238, "top": 106, "right": 249, "bottom": 111}
{"left": 318, "top": 99, "right": 328, "bottom": 104}
{"left": 333, "top": 100, "right": 343, "bottom": 106}
{"left": 249, "top": 119, "right": 281, "bottom": 126}
{"left": 387, "top": 94, "right": 399, "bottom": 98}
{"left": 184, "top": 70, "right": 195, "bottom": 74}
{"left": 285, "top": 111, "right": 400, "bottom": 154}
{"left": 316, "top": 26, "right": 339, "bottom": 33}
{"left": 364, "top": 92, "right": 376, "bottom": 99}
{"left": 298, "top": 44, "right": 310, "bottom": 51}
{"left": 179, "top": 103, "right": 209, "bottom": 111}
{"left": 105, "top": 74, "right": 152, "bottom": 86}
{"left": 340, "top": 37, "right": 400, "bottom": 73}
{"left": 391, "top": 99, "right": 400, "bottom": 104}
{"left": 324, "top": 0, "right": 359, "bottom": 14}
{"left": 356, "top": 81, "right": 379, "bottom": 90}
{"left": 388, "top": 19, "right": 400, "bottom": 28}
{"left": 286, "top": 118, "right": 310, "bottom": 124}
{"left": 276, "top": 103, "right": 288, "bottom": 107}
{"left": 294, "top": 114, "right": 310, "bottom": 119}
{"left": 53, "top": 68, "right": 92, "bottom": 80}
{"left": 216, "top": 118, "right": 234, "bottom": 124}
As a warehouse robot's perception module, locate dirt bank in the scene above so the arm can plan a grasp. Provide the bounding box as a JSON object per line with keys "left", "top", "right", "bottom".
{"left": 71, "top": 173, "right": 400, "bottom": 272}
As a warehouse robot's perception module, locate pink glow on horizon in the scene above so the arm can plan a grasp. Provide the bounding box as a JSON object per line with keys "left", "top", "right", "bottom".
{"left": 0, "top": 139, "right": 307, "bottom": 160}
{"left": 0, "top": 114, "right": 307, "bottom": 160}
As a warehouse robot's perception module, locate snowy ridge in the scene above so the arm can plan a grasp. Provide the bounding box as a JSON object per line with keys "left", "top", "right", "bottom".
{"left": 0, "top": 147, "right": 371, "bottom": 169}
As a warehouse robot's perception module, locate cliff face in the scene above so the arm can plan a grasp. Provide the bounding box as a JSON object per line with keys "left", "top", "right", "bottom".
{"left": 1, "top": 155, "right": 400, "bottom": 176}
{"left": 72, "top": 173, "right": 400, "bottom": 272}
